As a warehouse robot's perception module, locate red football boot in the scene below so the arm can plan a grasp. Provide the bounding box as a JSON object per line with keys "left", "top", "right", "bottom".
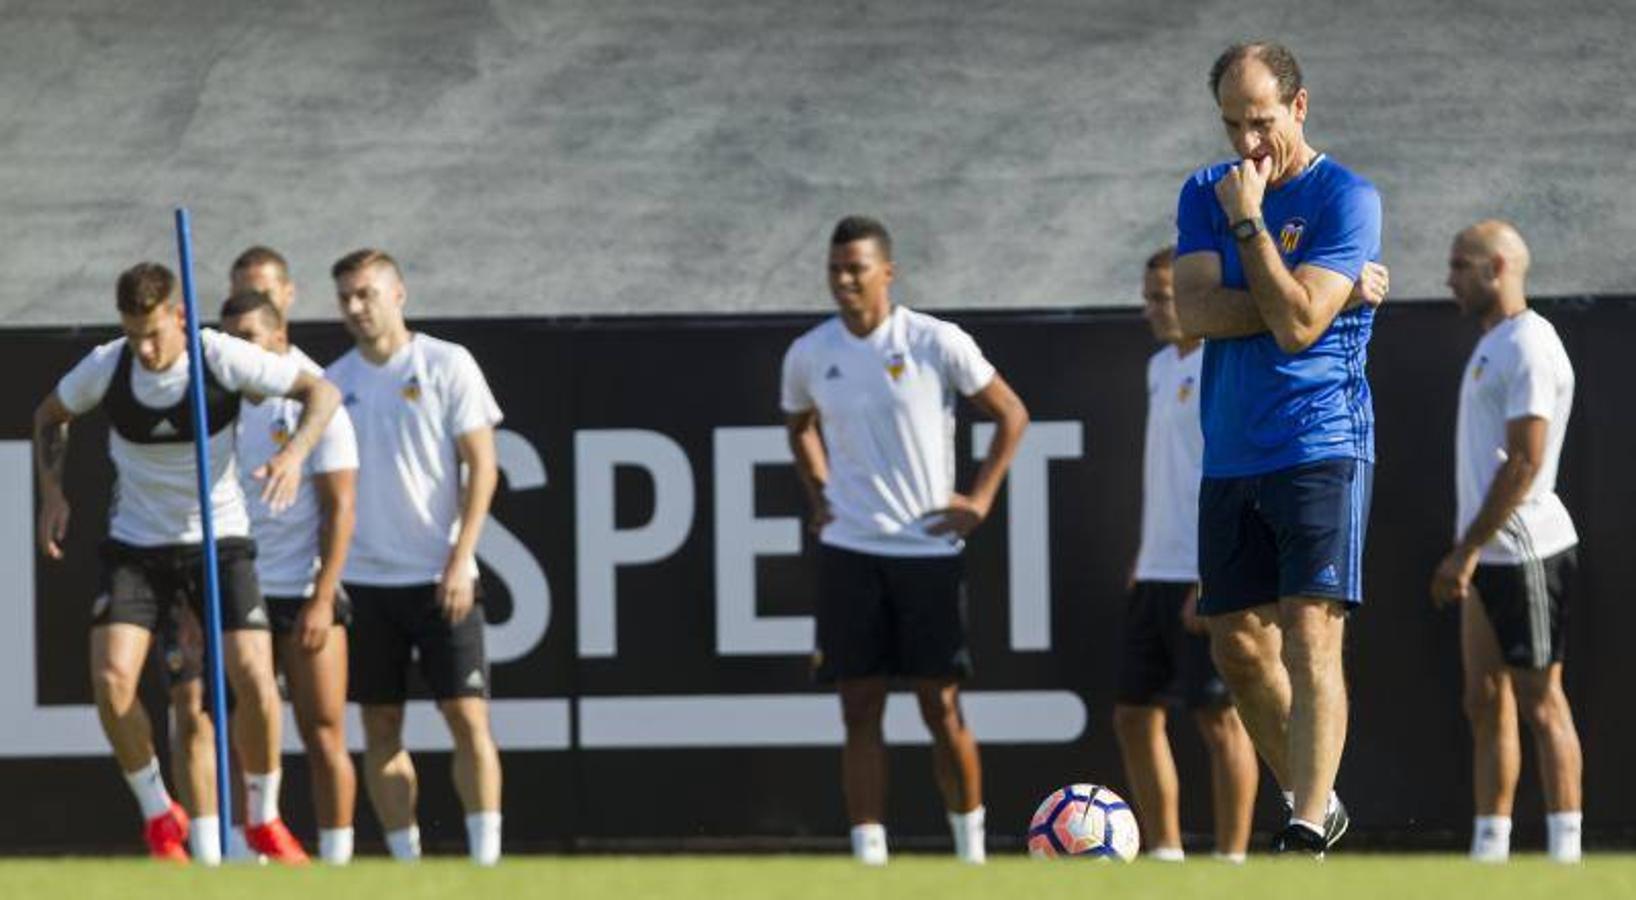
{"left": 245, "top": 819, "right": 310, "bottom": 865}
{"left": 143, "top": 801, "right": 190, "bottom": 863}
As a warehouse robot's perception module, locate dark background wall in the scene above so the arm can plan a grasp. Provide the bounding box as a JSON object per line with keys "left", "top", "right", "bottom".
{"left": 2, "top": 297, "right": 1632, "bottom": 854}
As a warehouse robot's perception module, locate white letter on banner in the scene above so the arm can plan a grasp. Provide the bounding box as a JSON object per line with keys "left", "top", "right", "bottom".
{"left": 972, "top": 421, "right": 1083, "bottom": 651}
{"left": 477, "top": 429, "right": 551, "bottom": 663}
{"left": 713, "top": 426, "right": 810, "bottom": 654}
{"left": 574, "top": 430, "right": 695, "bottom": 658}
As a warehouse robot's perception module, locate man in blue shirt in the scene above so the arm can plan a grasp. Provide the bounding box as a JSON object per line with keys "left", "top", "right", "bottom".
{"left": 1172, "top": 42, "right": 1388, "bottom": 856}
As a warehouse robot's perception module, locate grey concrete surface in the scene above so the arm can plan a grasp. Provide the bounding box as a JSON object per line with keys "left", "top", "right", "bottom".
{"left": 1, "top": 0, "right": 1632, "bottom": 325}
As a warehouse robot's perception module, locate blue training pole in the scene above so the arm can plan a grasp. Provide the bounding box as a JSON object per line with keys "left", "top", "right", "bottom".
{"left": 175, "top": 208, "right": 233, "bottom": 860}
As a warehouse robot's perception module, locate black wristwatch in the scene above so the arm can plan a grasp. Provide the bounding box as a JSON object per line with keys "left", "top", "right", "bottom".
{"left": 1231, "top": 216, "right": 1265, "bottom": 243}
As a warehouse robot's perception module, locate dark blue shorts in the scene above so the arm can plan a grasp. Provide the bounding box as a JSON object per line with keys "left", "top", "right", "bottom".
{"left": 1197, "top": 458, "right": 1373, "bottom": 615}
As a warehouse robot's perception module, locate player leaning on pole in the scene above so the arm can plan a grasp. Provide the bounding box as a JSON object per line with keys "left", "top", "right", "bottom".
{"left": 163, "top": 285, "right": 362, "bottom": 865}
{"left": 1113, "top": 246, "right": 1258, "bottom": 863}
{"left": 1170, "top": 42, "right": 1390, "bottom": 856}
{"left": 782, "top": 216, "right": 1030, "bottom": 866}
{"left": 32, "top": 262, "right": 339, "bottom": 863}
{"left": 1433, "top": 221, "right": 1584, "bottom": 864}
{"left": 324, "top": 249, "right": 504, "bottom": 865}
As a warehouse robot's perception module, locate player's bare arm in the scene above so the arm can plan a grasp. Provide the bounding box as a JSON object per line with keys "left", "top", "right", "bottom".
{"left": 442, "top": 425, "right": 498, "bottom": 624}
{"left": 32, "top": 391, "right": 75, "bottom": 559}
{"left": 1431, "top": 416, "right": 1548, "bottom": 607}
{"left": 1214, "top": 159, "right": 1385, "bottom": 353}
{"left": 785, "top": 409, "right": 833, "bottom": 535}
{"left": 300, "top": 467, "right": 357, "bottom": 652}
{"left": 928, "top": 374, "right": 1029, "bottom": 538}
{"left": 253, "top": 371, "right": 342, "bottom": 512}
{"left": 1175, "top": 251, "right": 1388, "bottom": 344}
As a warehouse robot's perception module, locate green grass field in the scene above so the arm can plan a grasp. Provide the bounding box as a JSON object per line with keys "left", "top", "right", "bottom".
{"left": 1, "top": 855, "right": 1632, "bottom": 900}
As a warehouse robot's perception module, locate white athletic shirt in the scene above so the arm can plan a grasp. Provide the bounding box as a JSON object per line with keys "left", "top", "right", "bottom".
{"left": 326, "top": 333, "right": 503, "bottom": 586}
{"left": 1456, "top": 309, "right": 1578, "bottom": 565}
{"left": 55, "top": 329, "right": 302, "bottom": 546}
{"left": 235, "top": 346, "right": 359, "bottom": 598}
{"left": 1134, "top": 344, "right": 1204, "bottom": 582}
{"left": 780, "top": 306, "right": 996, "bottom": 558}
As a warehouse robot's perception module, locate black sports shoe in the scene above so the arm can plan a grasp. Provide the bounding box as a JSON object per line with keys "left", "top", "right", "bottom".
{"left": 1321, "top": 796, "right": 1350, "bottom": 850}
{"left": 1271, "top": 822, "right": 1327, "bottom": 858}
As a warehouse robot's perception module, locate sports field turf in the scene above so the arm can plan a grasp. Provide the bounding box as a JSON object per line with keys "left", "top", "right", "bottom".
{"left": 0, "top": 855, "right": 1631, "bottom": 900}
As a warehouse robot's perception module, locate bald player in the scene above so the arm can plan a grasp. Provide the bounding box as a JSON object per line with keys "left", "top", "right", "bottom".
{"left": 1435, "top": 221, "right": 1583, "bottom": 864}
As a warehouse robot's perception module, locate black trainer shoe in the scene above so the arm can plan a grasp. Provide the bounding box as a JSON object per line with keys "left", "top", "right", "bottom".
{"left": 1271, "top": 822, "right": 1327, "bottom": 858}
{"left": 1321, "top": 796, "right": 1350, "bottom": 850}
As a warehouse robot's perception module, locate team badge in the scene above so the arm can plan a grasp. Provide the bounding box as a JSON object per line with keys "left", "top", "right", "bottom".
{"left": 885, "top": 352, "right": 906, "bottom": 382}
{"left": 269, "top": 419, "right": 292, "bottom": 448}
{"left": 402, "top": 376, "right": 422, "bottom": 401}
{"left": 1177, "top": 375, "right": 1195, "bottom": 403}
{"left": 1278, "top": 218, "right": 1307, "bottom": 255}
{"left": 1473, "top": 355, "right": 1488, "bottom": 381}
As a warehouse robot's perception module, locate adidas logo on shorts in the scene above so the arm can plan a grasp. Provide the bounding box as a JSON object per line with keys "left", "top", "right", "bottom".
{"left": 246, "top": 606, "right": 269, "bottom": 626}
{"left": 465, "top": 669, "right": 486, "bottom": 690}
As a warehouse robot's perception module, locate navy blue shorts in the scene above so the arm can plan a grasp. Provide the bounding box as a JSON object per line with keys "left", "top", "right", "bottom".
{"left": 1197, "top": 458, "right": 1373, "bottom": 615}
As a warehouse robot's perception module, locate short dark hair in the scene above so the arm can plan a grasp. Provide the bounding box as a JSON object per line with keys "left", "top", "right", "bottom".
{"left": 830, "top": 216, "right": 893, "bottom": 260}
{"left": 1145, "top": 245, "right": 1176, "bottom": 271}
{"left": 219, "top": 289, "right": 283, "bottom": 329}
{"left": 1209, "top": 42, "right": 1303, "bottom": 104}
{"left": 331, "top": 248, "right": 403, "bottom": 282}
{"left": 231, "top": 245, "right": 290, "bottom": 281}
{"left": 115, "top": 263, "right": 178, "bottom": 316}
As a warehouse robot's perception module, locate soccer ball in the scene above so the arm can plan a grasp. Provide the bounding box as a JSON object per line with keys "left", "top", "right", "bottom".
{"left": 1027, "top": 783, "right": 1140, "bottom": 861}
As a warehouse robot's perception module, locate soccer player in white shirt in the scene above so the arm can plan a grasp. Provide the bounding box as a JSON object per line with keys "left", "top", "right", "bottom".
{"left": 1433, "top": 221, "right": 1583, "bottom": 864}
{"left": 1114, "top": 247, "right": 1258, "bottom": 863}
{"left": 782, "top": 217, "right": 1030, "bottom": 865}
{"left": 31, "top": 262, "right": 339, "bottom": 863}
{"left": 325, "top": 249, "right": 503, "bottom": 865}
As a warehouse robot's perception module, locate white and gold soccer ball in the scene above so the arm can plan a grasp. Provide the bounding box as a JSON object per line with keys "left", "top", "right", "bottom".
{"left": 1026, "top": 783, "right": 1140, "bottom": 861}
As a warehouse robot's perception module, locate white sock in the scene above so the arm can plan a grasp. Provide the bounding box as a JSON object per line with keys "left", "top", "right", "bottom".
{"left": 1282, "top": 790, "right": 1340, "bottom": 816}
{"left": 226, "top": 826, "right": 257, "bottom": 863}
{"left": 946, "top": 806, "right": 985, "bottom": 864}
{"left": 243, "top": 770, "right": 282, "bottom": 826}
{"left": 1547, "top": 812, "right": 1583, "bottom": 863}
{"left": 1290, "top": 817, "right": 1324, "bottom": 838}
{"left": 466, "top": 812, "right": 502, "bottom": 866}
{"left": 122, "top": 758, "right": 173, "bottom": 820}
{"left": 1470, "top": 815, "right": 1512, "bottom": 862}
{"left": 851, "top": 823, "right": 888, "bottom": 866}
{"left": 319, "top": 827, "right": 354, "bottom": 865}
{"left": 1213, "top": 851, "right": 1247, "bottom": 864}
{"left": 386, "top": 826, "right": 422, "bottom": 862}
{"left": 1147, "top": 846, "right": 1185, "bottom": 862}
{"left": 190, "top": 816, "right": 223, "bottom": 866}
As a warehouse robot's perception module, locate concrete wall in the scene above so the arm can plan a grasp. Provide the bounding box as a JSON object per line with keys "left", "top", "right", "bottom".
{"left": 1, "top": 0, "right": 1631, "bottom": 325}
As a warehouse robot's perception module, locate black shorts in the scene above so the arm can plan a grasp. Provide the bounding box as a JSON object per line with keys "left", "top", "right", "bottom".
{"left": 94, "top": 538, "right": 267, "bottom": 634}
{"left": 1198, "top": 458, "right": 1373, "bottom": 615}
{"left": 346, "top": 582, "right": 489, "bottom": 703}
{"left": 1116, "top": 581, "right": 1231, "bottom": 709}
{"left": 159, "top": 592, "right": 353, "bottom": 684}
{"left": 813, "top": 545, "right": 972, "bottom": 683}
{"left": 1474, "top": 547, "right": 1577, "bottom": 670}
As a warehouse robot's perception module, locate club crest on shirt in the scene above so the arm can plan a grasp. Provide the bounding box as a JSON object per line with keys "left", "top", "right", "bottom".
{"left": 1278, "top": 218, "right": 1307, "bottom": 255}
{"left": 402, "top": 376, "right": 422, "bottom": 401}
{"left": 1177, "top": 375, "right": 1195, "bottom": 403}
{"left": 885, "top": 352, "right": 906, "bottom": 382}
{"left": 270, "top": 417, "right": 292, "bottom": 448}
{"left": 1472, "top": 355, "right": 1488, "bottom": 381}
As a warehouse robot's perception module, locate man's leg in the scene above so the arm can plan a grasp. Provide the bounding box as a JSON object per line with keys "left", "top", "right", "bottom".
{"left": 1113, "top": 704, "right": 1180, "bottom": 856}
{"left": 168, "top": 678, "right": 221, "bottom": 863}
{"left": 439, "top": 697, "right": 503, "bottom": 864}
{"left": 1192, "top": 704, "right": 1257, "bottom": 859}
{"left": 1279, "top": 596, "right": 1347, "bottom": 829}
{"left": 1511, "top": 665, "right": 1583, "bottom": 862}
{"left": 839, "top": 677, "right": 890, "bottom": 863}
{"left": 91, "top": 622, "right": 188, "bottom": 859}
{"left": 1462, "top": 590, "right": 1519, "bottom": 861}
{"left": 280, "top": 625, "right": 357, "bottom": 863}
{"left": 360, "top": 703, "right": 420, "bottom": 858}
{"left": 914, "top": 678, "right": 982, "bottom": 814}
{"left": 1205, "top": 605, "right": 1291, "bottom": 788}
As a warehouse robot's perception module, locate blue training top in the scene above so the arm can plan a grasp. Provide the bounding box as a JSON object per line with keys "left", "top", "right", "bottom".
{"left": 1175, "top": 154, "right": 1382, "bottom": 478}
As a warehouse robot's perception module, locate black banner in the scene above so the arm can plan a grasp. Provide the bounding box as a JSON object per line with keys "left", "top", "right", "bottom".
{"left": 2, "top": 299, "right": 1632, "bottom": 854}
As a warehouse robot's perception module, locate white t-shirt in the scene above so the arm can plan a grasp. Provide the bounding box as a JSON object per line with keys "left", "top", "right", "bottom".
{"left": 55, "top": 329, "right": 303, "bottom": 546}
{"left": 780, "top": 306, "right": 996, "bottom": 558}
{"left": 235, "top": 346, "right": 359, "bottom": 598}
{"left": 1134, "top": 344, "right": 1204, "bottom": 582}
{"left": 1456, "top": 309, "right": 1578, "bottom": 565}
{"left": 326, "top": 333, "right": 503, "bottom": 586}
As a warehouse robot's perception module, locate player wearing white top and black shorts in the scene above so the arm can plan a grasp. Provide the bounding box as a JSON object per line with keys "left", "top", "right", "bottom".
{"left": 1113, "top": 247, "right": 1257, "bottom": 863}
{"left": 1435, "top": 221, "right": 1583, "bottom": 864}
{"left": 783, "top": 217, "right": 1030, "bottom": 866}
{"left": 325, "top": 249, "right": 504, "bottom": 866}
{"left": 32, "top": 262, "right": 337, "bottom": 864}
